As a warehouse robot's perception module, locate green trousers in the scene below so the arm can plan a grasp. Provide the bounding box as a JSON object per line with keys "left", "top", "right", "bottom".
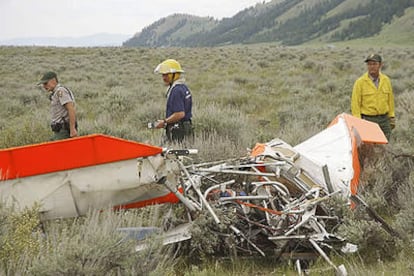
{"left": 362, "top": 115, "right": 391, "bottom": 140}
{"left": 51, "top": 129, "right": 70, "bottom": 141}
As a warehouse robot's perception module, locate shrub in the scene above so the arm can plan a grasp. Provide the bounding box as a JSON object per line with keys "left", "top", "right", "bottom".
{"left": 0, "top": 203, "right": 42, "bottom": 275}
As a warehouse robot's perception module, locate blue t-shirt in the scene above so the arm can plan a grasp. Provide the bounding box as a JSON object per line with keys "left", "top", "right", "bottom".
{"left": 166, "top": 84, "right": 192, "bottom": 121}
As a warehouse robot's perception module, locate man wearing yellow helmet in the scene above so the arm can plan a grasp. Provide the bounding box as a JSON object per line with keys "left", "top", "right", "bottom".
{"left": 154, "top": 59, "right": 193, "bottom": 142}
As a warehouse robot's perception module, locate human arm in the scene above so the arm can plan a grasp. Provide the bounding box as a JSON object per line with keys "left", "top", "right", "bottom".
{"left": 155, "top": 111, "right": 185, "bottom": 128}
{"left": 351, "top": 80, "right": 362, "bottom": 118}
{"left": 64, "top": 102, "right": 78, "bottom": 137}
{"left": 387, "top": 78, "right": 395, "bottom": 118}
{"left": 389, "top": 90, "right": 396, "bottom": 129}
{"left": 382, "top": 75, "right": 395, "bottom": 129}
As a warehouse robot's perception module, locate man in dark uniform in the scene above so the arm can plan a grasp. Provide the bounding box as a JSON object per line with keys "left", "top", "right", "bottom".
{"left": 154, "top": 59, "right": 193, "bottom": 143}
{"left": 38, "top": 71, "right": 78, "bottom": 140}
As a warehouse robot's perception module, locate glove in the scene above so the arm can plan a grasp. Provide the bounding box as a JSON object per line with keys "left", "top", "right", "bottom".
{"left": 389, "top": 117, "right": 396, "bottom": 129}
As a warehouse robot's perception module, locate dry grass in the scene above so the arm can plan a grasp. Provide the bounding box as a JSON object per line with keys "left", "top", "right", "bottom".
{"left": 0, "top": 44, "right": 413, "bottom": 275}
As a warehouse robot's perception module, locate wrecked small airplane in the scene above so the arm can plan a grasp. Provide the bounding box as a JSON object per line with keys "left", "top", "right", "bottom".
{"left": 0, "top": 134, "right": 178, "bottom": 220}
{"left": 0, "top": 113, "right": 389, "bottom": 275}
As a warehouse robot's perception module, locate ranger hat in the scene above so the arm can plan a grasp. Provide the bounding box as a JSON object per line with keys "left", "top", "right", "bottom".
{"left": 364, "top": 54, "right": 382, "bottom": 63}
{"left": 38, "top": 71, "right": 57, "bottom": 85}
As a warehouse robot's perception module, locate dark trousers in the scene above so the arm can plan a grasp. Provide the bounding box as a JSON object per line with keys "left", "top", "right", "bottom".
{"left": 52, "top": 128, "right": 70, "bottom": 141}
{"left": 361, "top": 114, "right": 391, "bottom": 140}
{"left": 50, "top": 121, "right": 78, "bottom": 141}
{"left": 166, "top": 120, "right": 193, "bottom": 143}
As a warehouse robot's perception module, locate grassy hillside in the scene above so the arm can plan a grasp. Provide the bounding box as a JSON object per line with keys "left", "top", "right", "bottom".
{"left": 275, "top": 0, "right": 323, "bottom": 23}
{"left": 125, "top": 0, "right": 414, "bottom": 47}
{"left": 325, "top": 0, "right": 371, "bottom": 17}
{"left": 124, "top": 14, "right": 218, "bottom": 47}
{"left": 369, "top": 6, "right": 414, "bottom": 46}
{"left": 0, "top": 44, "right": 413, "bottom": 275}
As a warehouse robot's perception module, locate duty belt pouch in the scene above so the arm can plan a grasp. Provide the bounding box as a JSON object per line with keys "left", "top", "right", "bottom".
{"left": 166, "top": 121, "right": 192, "bottom": 142}
{"left": 51, "top": 121, "right": 77, "bottom": 132}
{"left": 166, "top": 123, "right": 182, "bottom": 141}
{"left": 51, "top": 123, "right": 62, "bottom": 132}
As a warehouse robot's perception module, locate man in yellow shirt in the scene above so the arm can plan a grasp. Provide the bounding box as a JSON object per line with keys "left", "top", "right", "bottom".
{"left": 351, "top": 54, "right": 395, "bottom": 140}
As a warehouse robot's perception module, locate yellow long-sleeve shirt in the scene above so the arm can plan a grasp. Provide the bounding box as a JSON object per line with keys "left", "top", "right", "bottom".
{"left": 351, "top": 72, "right": 395, "bottom": 118}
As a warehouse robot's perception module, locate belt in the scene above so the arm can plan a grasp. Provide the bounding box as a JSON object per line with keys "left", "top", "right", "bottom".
{"left": 166, "top": 119, "right": 191, "bottom": 129}
{"left": 51, "top": 121, "right": 78, "bottom": 132}
{"left": 167, "top": 119, "right": 191, "bottom": 125}
{"left": 361, "top": 114, "right": 387, "bottom": 118}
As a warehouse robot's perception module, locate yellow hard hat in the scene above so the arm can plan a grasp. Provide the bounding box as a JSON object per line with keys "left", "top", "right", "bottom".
{"left": 154, "top": 59, "right": 184, "bottom": 74}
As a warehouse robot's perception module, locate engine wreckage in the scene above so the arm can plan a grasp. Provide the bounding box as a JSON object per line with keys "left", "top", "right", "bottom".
{"left": 0, "top": 113, "right": 393, "bottom": 275}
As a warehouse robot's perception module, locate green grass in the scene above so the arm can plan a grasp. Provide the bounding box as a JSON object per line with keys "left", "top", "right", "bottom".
{"left": 0, "top": 44, "right": 413, "bottom": 275}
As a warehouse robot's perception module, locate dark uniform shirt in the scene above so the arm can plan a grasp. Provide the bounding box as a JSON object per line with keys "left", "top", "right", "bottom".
{"left": 166, "top": 81, "right": 192, "bottom": 121}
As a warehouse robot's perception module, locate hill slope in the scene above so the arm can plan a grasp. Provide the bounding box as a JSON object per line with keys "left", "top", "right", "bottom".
{"left": 123, "top": 0, "right": 414, "bottom": 47}
{"left": 123, "top": 14, "right": 218, "bottom": 47}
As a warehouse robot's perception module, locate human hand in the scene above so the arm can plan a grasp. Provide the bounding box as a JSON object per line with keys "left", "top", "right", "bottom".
{"left": 155, "top": 120, "right": 166, "bottom": 129}
{"left": 70, "top": 128, "right": 78, "bottom": 138}
{"left": 389, "top": 117, "right": 396, "bottom": 129}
